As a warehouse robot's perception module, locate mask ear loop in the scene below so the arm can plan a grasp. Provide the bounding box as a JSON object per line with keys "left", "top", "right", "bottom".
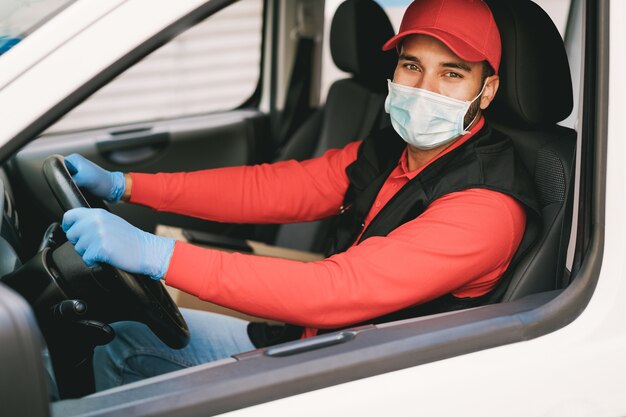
{"left": 462, "top": 81, "right": 488, "bottom": 132}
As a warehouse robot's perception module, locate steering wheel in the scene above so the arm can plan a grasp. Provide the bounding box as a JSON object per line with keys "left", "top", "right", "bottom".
{"left": 42, "top": 154, "right": 189, "bottom": 349}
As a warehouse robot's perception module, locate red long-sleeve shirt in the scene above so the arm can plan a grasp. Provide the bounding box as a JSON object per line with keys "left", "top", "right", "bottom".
{"left": 130, "top": 118, "right": 526, "bottom": 337}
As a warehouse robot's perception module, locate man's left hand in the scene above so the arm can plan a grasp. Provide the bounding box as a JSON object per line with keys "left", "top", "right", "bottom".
{"left": 61, "top": 208, "right": 175, "bottom": 280}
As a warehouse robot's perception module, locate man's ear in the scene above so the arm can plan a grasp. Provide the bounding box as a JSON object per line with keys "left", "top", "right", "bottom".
{"left": 479, "top": 75, "right": 500, "bottom": 110}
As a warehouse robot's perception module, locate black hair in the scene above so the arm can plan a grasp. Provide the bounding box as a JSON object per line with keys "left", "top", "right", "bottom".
{"left": 481, "top": 61, "right": 495, "bottom": 84}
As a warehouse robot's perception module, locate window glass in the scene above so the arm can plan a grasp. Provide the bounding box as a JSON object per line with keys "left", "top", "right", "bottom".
{"left": 49, "top": 0, "right": 263, "bottom": 133}
{"left": 320, "top": 0, "right": 571, "bottom": 102}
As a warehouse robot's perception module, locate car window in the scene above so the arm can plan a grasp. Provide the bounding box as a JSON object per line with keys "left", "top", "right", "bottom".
{"left": 47, "top": 0, "right": 263, "bottom": 133}
{"left": 0, "top": 0, "right": 77, "bottom": 55}
{"left": 320, "top": 0, "right": 572, "bottom": 103}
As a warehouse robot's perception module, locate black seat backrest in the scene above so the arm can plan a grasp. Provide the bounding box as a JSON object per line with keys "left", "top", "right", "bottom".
{"left": 485, "top": 0, "right": 576, "bottom": 300}
{"left": 279, "top": 0, "right": 395, "bottom": 162}
{"left": 266, "top": 0, "right": 396, "bottom": 250}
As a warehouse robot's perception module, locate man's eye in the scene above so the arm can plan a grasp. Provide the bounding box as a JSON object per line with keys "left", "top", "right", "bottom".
{"left": 445, "top": 72, "right": 462, "bottom": 78}
{"left": 404, "top": 63, "right": 419, "bottom": 71}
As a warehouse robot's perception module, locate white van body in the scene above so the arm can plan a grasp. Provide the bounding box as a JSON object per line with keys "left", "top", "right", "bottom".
{"left": 0, "top": 0, "right": 622, "bottom": 416}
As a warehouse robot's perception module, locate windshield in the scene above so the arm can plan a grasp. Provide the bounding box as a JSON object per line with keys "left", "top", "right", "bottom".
{"left": 0, "top": 0, "right": 77, "bottom": 55}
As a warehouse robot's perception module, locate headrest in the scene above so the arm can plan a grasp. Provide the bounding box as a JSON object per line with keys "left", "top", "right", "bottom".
{"left": 330, "top": 0, "right": 397, "bottom": 86}
{"left": 485, "top": 0, "right": 573, "bottom": 126}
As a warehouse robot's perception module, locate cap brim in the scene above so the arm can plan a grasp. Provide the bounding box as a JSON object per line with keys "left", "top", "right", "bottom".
{"left": 382, "top": 28, "right": 486, "bottom": 64}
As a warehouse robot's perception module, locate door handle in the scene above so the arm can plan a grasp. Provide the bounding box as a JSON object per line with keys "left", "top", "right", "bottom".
{"left": 265, "top": 331, "right": 357, "bottom": 357}
{"left": 96, "top": 128, "right": 170, "bottom": 164}
{"left": 96, "top": 129, "right": 169, "bottom": 153}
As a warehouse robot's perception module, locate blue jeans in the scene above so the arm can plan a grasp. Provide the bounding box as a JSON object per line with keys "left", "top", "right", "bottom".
{"left": 93, "top": 308, "right": 256, "bottom": 391}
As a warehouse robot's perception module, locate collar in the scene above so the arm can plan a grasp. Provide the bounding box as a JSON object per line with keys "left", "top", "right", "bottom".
{"left": 396, "top": 116, "right": 486, "bottom": 180}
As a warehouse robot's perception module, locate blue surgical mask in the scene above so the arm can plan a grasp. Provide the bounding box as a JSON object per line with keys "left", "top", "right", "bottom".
{"left": 384, "top": 79, "right": 485, "bottom": 150}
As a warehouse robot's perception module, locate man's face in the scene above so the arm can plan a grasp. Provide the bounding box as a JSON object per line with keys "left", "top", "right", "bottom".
{"left": 393, "top": 34, "right": 499, "bottom": 127}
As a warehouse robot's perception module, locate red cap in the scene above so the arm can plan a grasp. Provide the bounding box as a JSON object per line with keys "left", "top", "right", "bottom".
{"left": 383, "top": 0, "right": 501, "bottom": 73}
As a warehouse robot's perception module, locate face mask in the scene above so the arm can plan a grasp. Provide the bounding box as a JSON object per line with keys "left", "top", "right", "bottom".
{"left": 384, "top": 79, "right": 486, "bottom": 150}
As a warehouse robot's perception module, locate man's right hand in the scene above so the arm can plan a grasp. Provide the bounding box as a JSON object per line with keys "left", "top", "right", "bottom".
{"left": 64, "top": 154, "right": 126, "bottom": 203}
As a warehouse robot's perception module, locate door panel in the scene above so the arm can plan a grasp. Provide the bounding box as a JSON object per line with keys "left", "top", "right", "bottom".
{"left": 10, "top": 109, "right": 269, "bottom": 249}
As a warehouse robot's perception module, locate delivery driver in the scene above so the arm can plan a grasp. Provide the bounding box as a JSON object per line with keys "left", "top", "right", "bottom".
{"left": 61, "top": 0, "right": 540, "bottom": 390}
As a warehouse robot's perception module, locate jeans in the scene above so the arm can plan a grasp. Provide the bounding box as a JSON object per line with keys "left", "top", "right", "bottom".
{"left": 93, "top": 308, "right": 255, "bottom": 391}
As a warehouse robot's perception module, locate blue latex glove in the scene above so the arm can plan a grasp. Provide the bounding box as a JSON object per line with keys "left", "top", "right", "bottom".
{"left": 64, "top": 154, "right": 126, "bottom": 202}
{"left": 62, "top": 208, "right": 175, "bottom": 280}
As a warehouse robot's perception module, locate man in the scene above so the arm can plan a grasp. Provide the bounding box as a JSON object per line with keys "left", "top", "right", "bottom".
{"left": 62, "top": 0, "right": 539, "bottom": 390}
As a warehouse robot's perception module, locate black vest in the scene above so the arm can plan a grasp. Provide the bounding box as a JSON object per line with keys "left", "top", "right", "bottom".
{"left": 247, "top": 124, "right": 542, "bottom": 346}
{"left": 318, "top": 124, "right": 542, "bottom": 330}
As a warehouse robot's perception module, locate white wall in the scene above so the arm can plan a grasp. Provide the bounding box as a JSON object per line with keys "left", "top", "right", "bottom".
{"left": 48, "top": 0, "right": 263, "bottom": 133}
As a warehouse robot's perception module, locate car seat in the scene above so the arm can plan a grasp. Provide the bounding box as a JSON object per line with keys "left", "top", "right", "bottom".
{"left": 259, "top": 0, "right": 396, "bottom": 251}
{"left": 484, "top": 0, "right": 576, "bottom": 301}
